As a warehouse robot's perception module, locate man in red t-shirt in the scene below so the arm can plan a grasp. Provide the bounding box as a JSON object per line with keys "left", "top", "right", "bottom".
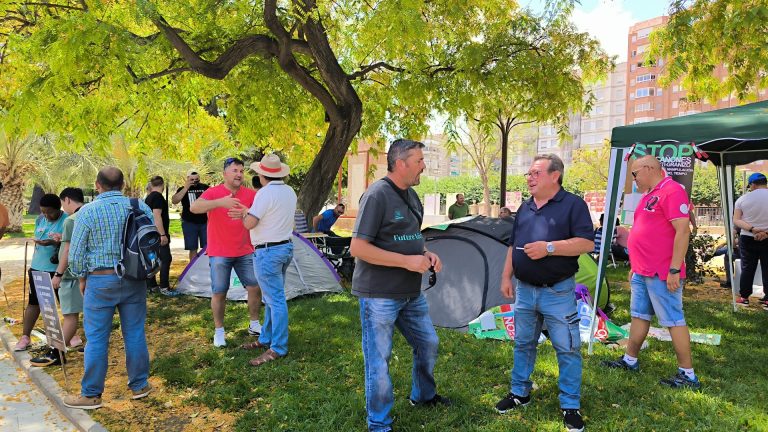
{"left": 602, "top": 155, "right": 699, "bottom": 389}
{"left": 191, "top": 157, "right": 261, "bottom": 347}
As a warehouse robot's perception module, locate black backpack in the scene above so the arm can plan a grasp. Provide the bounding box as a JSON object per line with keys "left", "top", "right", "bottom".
{"left": 115, "top": 198, "right": 161, "bottom": 280}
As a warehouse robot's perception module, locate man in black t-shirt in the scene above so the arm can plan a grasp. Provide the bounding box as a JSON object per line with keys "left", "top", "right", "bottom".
{"left": 146, "top": 175, "right": 176, "bottom": 296}
{"left": 350, "top": 139, "right": 449, "bottom": 432}
{"left": 172, "top": 171, "right": 210, "bottom": 260}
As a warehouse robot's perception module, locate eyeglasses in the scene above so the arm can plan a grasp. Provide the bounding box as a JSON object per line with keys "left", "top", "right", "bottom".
{"left": 524, "top": 170, "right": 542, "bottom": 179}
{"left": 631, "top": 166, "right": 649, "bottom": 178}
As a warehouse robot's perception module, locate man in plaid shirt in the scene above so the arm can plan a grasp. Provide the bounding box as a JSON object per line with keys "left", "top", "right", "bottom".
{"left": 64, "top": 166, "right": 154, "bottom": 410}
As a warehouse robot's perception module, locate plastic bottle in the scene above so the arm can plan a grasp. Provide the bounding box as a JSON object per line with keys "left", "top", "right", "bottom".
{"left": 3, "top": 317, "right": 18, "bottom": 324}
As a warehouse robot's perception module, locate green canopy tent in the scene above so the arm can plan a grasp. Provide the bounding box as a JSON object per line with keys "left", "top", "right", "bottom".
{"left": 590, "top": 100, "right": 768, "bottom": 354}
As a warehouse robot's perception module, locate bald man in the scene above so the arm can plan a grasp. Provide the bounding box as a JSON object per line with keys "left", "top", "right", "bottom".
{"left": 65, "top": 166, "right": 154, "bottom": 409}
{"left": 602, "top": 155, "right": 699, "bottom": 389}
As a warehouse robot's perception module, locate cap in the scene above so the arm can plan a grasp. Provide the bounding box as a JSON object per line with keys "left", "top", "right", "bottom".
{"left": 748, "top": 172, "right": 766, "bottom": 185}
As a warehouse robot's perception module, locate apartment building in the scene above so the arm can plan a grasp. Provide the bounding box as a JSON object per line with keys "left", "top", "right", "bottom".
{"left": 626, "top": 16, "right": 768, "bottom": 125}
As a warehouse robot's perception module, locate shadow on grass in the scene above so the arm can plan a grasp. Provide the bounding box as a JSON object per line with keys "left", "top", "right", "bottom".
{"left": 148, "top": 284, "right": 768, "bottom": 431}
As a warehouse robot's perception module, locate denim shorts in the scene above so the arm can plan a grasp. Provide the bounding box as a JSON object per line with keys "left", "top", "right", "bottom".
{"left": 630, "top": 273, "right": 686, "bottom": 327}
{"left": 209, "top": 255, "right": 258, "bottom": 294}
{"left": 182, "top": 221, "right": 208, "bottom": 250}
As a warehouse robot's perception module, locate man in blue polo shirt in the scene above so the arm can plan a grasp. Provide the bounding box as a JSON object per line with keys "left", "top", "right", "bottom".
{"left": 312, "top": 203, "right": 345, "bottom": 235}
{"left": 494, "top": 154, "right": 594, "bottom": 432}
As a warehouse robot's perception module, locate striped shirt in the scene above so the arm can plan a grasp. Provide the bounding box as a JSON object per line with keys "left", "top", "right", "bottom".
{"left": 69, "top": 191, "right": 154, "bottom": 277}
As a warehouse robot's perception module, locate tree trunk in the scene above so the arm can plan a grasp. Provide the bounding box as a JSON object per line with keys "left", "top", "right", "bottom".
{"left": 481, "top": 172, "right": 491, "bottom": 216}
{"left": 297, "top": 112, "right": 362, "bottom": 218}
{"left": 499, "top": 126, "right": 509, "bottom": 207}
{"left": 27, "top": 184, "right": 44, "bottom": 215}
{"left": 0, "top": 178, "right": 25, "bottom": 232}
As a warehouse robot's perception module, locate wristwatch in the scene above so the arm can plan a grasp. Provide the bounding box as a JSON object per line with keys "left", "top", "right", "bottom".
{"left": 546, "top": 242, "right": 555, "bottom": 256}
{"left": 669, "top": 268, "right": 681, "bottom": 275}
{"left": 54, "top": 272, "right": 64, "bottom": 278}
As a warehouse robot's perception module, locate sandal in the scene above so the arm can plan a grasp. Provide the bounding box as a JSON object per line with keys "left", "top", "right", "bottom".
{"left": 240, "top": 340, "right": 269, "bottom": 350}
{"left": 249, "top": 349, "right": 282, "bottom": 367}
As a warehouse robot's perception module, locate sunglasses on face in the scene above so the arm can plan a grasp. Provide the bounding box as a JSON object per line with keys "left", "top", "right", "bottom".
{"left": 631, "top": 166, "right": 650, "bottom": 178}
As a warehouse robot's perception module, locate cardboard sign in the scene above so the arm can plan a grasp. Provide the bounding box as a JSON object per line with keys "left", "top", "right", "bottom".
{"left": 31, "top": 271, "right": 66, "bottom": 352}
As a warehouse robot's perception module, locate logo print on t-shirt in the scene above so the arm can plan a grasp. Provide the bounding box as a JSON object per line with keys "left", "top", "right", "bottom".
{"left": 644, "top": 195, "right": 659, "bottom": 212}
{"left": 679, "top": 203, "right": 689, "bottom": 215}
{"left": 393, "top": 209, "right": 404, "bottom": 221}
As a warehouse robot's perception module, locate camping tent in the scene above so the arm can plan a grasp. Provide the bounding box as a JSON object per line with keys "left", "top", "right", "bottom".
{"left": 420, "top": 216, "right": 610, "bottom": 329}
{"left": 595, "top": 100, "right": 768, "bottom": 353}
{"left": 176, "top": 232, "right": 343, "bottom": 301}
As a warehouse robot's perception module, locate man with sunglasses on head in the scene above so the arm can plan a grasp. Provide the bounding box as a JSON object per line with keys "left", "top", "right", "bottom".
{"left": 602, "top": 155, "right": 700, "bottom": 390}
{"left": 191, "top": 157, "right": 262, "bottom": 347}
{"left": 495, "top": 154, "right": 594, "bottom": 432}
{"left": 350, "top": 139, "right": 448, "bottom": 432}
{"left": 172, "top": 170, "right": 210, "bottom": 261}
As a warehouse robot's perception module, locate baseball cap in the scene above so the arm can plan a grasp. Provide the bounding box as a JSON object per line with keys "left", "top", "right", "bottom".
{"left": 748, "top": 172, "right": 766, "bottom": 185}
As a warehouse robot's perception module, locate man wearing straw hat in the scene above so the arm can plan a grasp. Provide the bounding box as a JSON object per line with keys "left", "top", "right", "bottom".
{"left": 237, "top": 154, "right": 297, "bottom": 367}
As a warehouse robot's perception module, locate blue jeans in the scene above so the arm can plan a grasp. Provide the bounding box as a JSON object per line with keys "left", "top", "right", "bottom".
{"left": 359, "top": 295, "right": 439, "bottom": 432}
{"left": 81, "top": 274, "right": 149, "bottom": 397}
{"left": 254, "top": 243, "right": 293, "bottom": 356}
{"left": 511, "top": 277, "right": 581, "bottom": 409}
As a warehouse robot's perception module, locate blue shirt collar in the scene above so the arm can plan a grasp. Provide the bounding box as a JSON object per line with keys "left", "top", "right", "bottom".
{"left": 525, "top": 187, "right": 566, "bottom": 211}
{"left": 94, "top": 191, "right": 124, "bottom": 200}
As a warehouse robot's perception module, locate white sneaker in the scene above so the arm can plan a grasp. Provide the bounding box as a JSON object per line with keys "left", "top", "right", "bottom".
{"left": 248, "top": 322, "right": 262, "bottom": 336}
{"left": 213, "top": 332, "right": 226, "bottom": 347}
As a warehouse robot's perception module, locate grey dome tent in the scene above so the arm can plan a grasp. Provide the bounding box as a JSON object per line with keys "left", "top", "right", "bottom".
{"left": 176, "top": 232, "right": 343, "bottom": 301}
{"left": 420, "top": 216, "right": 610, "bottom": 329}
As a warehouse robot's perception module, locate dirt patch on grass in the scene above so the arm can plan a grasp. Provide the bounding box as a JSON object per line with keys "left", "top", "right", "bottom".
{"left": 0, "top": 261, "right": 235, "bottom": 431}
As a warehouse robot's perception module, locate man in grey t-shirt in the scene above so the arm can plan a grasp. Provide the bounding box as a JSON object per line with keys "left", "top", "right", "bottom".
{"left": 350, "top": 139, "right": 449, "bottom": 432}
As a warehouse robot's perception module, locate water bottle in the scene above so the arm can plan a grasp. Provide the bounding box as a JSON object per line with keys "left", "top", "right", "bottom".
{"left": 577, "top": 300, "right": 594, "bottom": 343}
{"left": 3, "top": 317, "right": 18, "bottom": 324}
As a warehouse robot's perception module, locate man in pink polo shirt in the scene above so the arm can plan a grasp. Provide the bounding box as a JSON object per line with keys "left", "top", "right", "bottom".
{"left": 602, "top": 155, "right": 700, "bottom": 389}
{"left": 191, "top": 157, "right": 262, "bottom": 347}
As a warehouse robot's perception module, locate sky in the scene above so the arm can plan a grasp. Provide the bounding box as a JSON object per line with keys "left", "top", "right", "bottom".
{"left": 525, "top": 0, "right": 671, "bottom": 62}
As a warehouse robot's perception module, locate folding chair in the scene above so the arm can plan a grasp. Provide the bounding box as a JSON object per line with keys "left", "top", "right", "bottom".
{"left": 322, "top": 236, "right": 354, "bottom": 280}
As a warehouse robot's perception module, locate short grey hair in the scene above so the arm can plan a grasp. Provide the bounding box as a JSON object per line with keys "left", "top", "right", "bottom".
{"left": 387, "top": 139, "right": 425, "bottom": 172}
{"left": 533, "top": 153, "right": 565, "bottom": 185}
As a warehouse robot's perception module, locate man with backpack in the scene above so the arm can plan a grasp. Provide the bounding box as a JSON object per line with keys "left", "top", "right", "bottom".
{"left": 63, "top": 166, "right": 154, "bottom": 410}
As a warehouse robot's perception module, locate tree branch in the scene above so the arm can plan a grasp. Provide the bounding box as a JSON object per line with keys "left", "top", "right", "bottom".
{"left": 347, "top": 61, "right": 405, "bottom": 80}
{"left": 13, "top": 1, "right": 86, "bottom": 11}
{"left": 126, "top": 64, "right": 191, "bottom": 84}
{"left": 264, "top": 0, "right": 342, "bottom": 121}
{"left": 153, "top": 14, "right": 311, "bottom": 80}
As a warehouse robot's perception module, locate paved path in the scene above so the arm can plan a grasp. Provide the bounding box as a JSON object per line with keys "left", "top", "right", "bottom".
{"left": 0, "top": 236, "right": 189, "bottom": 286}
{"left": 0, "top": 339, "right": 77, "bottom": 432}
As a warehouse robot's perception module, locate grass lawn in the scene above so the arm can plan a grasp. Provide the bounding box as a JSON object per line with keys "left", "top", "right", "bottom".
{"left": 2, "top": 265, "right": 768, "bottom": 431}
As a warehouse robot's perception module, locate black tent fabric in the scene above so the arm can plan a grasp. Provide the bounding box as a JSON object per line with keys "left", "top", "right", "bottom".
{"left": 421, "top": 217, "right": 513, "bottom": 329}
{"left": 421, "top": 216, "right": 610, "bottom": 330}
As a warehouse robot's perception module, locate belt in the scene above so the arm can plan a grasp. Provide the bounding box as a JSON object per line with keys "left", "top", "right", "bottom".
{"left": 90, "top": 269, "right": 116, "bottom": 275}
{"left": 254, "top": 239, "right": 290, "bottom": 249}
{"left": 519, "top": 275, "right": 571, "bottom": 288}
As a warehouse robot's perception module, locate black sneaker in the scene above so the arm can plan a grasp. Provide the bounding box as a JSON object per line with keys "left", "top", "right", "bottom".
{"left": 659, "top": 370, "right": 701, "bottom": 390}
{"left": 563, "top": 409, "right": 585, "bottom": 432}
{"left": 30, "top": 348, "right": 64, "bottom": 367}
{"left": 495, "top": 393, "right": 530, "bottom": 413}
{"left": 408, "top": 394, "right": 452, "bottom": 407}
{"left": 600, "top": 356, "right": 640, "bottom": 372}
